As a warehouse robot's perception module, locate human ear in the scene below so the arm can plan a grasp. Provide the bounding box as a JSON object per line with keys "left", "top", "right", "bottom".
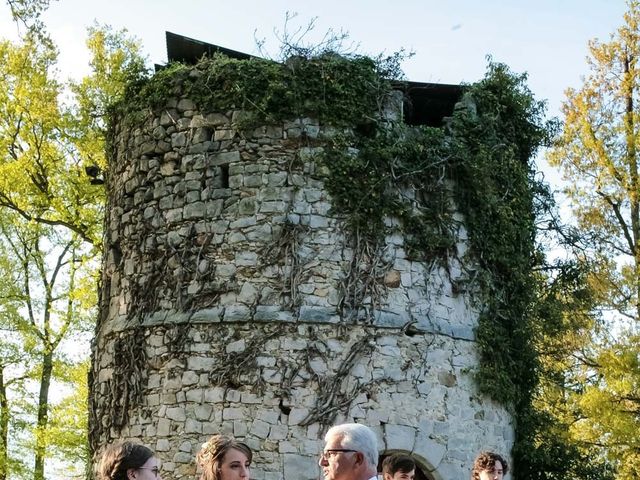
{"left": 127, "top": 468, "right": 137, "bottom": 480}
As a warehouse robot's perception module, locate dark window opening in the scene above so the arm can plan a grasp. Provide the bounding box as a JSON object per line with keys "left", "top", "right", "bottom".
{"left": 395, "top": 81, "right": 464, "bottom": 127}
{"left": 220, "top": 164, "right": 229, "bottom": 188}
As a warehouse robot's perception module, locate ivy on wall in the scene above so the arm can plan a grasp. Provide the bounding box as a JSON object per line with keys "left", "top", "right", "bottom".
{"left": 112, "top": 50, "right": 556, "bottom": 477}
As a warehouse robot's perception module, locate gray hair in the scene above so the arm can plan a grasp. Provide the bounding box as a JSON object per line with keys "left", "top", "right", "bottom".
{"left": 325, "top": 423, "right": 379, "bottom": 467}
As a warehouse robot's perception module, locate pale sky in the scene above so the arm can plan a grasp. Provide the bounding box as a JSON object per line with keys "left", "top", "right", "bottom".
{"left": 0, "top": 0, "right": 630, "bottom": 186}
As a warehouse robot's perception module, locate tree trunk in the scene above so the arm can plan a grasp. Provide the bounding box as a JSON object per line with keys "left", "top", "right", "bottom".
{"left": 622, "top": 53, "right": 640, "bottom": 321}
{"left": 0, "top": 367, "right": 8, "bottom": 480}
{"left": 33, "top": 351, "right": 53, "bottom": 480}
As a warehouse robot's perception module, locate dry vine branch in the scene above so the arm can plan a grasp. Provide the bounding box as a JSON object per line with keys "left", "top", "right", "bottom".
{"left": 259, "top": 221, "right": 310, "bottom": 308}
{"left": 207, "top": 325, "right": 282, "bottom": 393}
{"left": 301, "top": 334, "right": 381, "bottom": 427}
{"left": 340, "top": 230, "right": 389, "bottom": 322}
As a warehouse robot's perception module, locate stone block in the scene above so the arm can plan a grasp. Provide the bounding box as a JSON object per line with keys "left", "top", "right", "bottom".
{"left": 241, "top": 392, "right": 262, "bottom": 404}
{"left": 384, "top": 270, "right": 401, "bottom": 288}
{"left": 193, "top": 127, "right": 212, "bottom": 143}
{"left": 288, "top": 407, "right": 309, "bottom": 426}
{"left": 269, "top": 424, "right": 288, "bottom": 440}
{"left": 234, "top": 420, "right": 248, "bottom": 437}
{"left": 204, "top": 387, "right": 225, "bottom": 403}
{"left": 256, "top": 356, "right": 276, "bottom": 367}
{"left": 206, "top": 200, "right": 225, "bottom": 217}
{"left": 216, "top": 264, "right": 236, "bottom": 277}
{"left": 157, "top": 418, "right": 171, "bottom": 437}
{"left": 250, "top": 419, "right": 270, "bottom": 439}
{"left": 257, "top": 409, "right": 280, "bottom": 425}
{"left": 165, "top": 208, "right": 183, "bottom": 223}
{"left": 282, "top": 338, "right": 306, "bottom": 351}
{"left": 266, "top": 172, "right": 287, "bottom": 186}
{"left": 185, "top": 388, "right": 203, "bottom": 402}
{"left": 235, "top": 251, "right": 257, "bottom": 266}
{"left": 283, "top": 454, "right": 319, "bottom": 480}
{"left": 171, "top": 132, "right": 187, "bottom": 148}
{"left": 238, "top": 197, "right": 257, "bottom": 215}
{"left": 187, "top": 356, "right": 216, "bottom": 371}
{"left": 309, "top": 215, "right": 328, "bottom": 228}
{"left": 226, "top": 339, "right": 246, "bottom": 353}
{"left": 260, "top": 200, "right": 287, "bottom": 213}
{"left": 259, "top": 187, "right": 281, "bottom": 202}
{"left": 384, "top": 424, "right": 416, "bottom": 451}
{"left": 210, "top": 151, "right": 240, "bottom": 165}
{"left": 173, "top": 451, "right": 193, "bottom": 464}
{"left": 254, "top": 306, "right": 295, "bottom": 323}
{"left": 238, "top": 282, "right": 259, "bottom": 304}
{"left": 183, "top": 418, "right": 201, "bottom": 434}
{"left": 223, "top": 407, "right": 244, "bottom": 420}
{"left": 438, "top": 371, "right": 457, "bottom": 387}
{"left": 182, "top": 370, "right": 199, "bottom": 385}
{"left": 299, "top": 306, "right": 338, "bottom": 323}
{"left": 166, "top": 407, "right": 186, "bottom": 422}
{"left": 373, "top": 310, "right": 407, "bottom": 328}
{"left": 245, "top": 174, "right": 264, "bottom": 188}
{"left": 278, "top": 441, "right": 298, "bottom": 453}
{"left": 177, "top": 98, "right": 195, "bottom": 111}
{"left": 156, "top": 439, "right": 171, "bottom": 452}
{"left": 224, "top": 306, "right": 251, "bottom": 322}
{"left": 230, "top": 216, "right": 256, "bottom": 229}
{"left": 190, "top": 308, "right": 223, "bottom": 323}
{"left": 205, "top": 113, "right": 230, "bottom": 126}
{"left": 226, "top": 389, "right": 242, "bottom": 402}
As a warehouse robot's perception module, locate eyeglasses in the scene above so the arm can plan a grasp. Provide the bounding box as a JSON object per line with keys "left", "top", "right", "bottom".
{"left": 138, "top": 467, "right": 160, "bottom": 477}
{"left": 321, "top": 449, "right": 358, "bottom": 459}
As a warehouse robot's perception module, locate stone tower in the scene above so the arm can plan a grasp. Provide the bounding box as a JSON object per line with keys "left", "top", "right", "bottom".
{"left": 90, "top": 35, "right": 515, "bottom": 480}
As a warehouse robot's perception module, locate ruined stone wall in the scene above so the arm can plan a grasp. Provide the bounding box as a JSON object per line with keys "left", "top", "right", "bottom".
{"left": 91, "top": 93, "right": 515, "bottom": 480}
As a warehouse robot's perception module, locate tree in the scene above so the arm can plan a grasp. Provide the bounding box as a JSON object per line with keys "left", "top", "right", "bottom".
{"left": 0, "top": 2, "right": 147, "bottom": 477}
{"left": 548, "top": 0, "right": 640, "bottom": 477}
{"left": 0, "top": 217, "right": 93, "bottom": 480}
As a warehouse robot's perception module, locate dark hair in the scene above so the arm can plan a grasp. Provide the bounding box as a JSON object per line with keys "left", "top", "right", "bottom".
{"left": 471, "top": 451, "right": 508, "bottom": 480}
{"left": 382, "top": 454, "right": 416, "bottom": 476}
{"left": 196, "top": 434, "right": 253, "bottom": 480}
{"left": 98, "top": 441, "right": 155, "bottom": 480}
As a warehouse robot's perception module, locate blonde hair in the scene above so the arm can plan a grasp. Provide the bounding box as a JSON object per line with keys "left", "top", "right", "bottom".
{"left": 196, "top": 434, "right": 252, "bottom": 480}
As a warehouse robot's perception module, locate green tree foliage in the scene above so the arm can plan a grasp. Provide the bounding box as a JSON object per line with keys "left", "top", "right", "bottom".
{"left": 548, "top": 1, "right": 640, "bottom": 477}
{"left": 0, "top": 2, "right": 146, "bottom": 477}
{"left": 0, "top": 216, "right": 94, "bottom": 480}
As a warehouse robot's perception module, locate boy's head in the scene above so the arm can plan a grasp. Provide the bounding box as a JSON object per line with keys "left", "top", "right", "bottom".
{"left": 382, "top": 454, "right": 416, "bottom": 480}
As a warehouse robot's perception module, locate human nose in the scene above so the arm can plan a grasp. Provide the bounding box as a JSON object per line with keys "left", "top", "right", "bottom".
{"left": 319, "top": 454, "right": 328, "bottom": 467}
{"left": 241, "top": 466, "right": 250, "bottom": 478}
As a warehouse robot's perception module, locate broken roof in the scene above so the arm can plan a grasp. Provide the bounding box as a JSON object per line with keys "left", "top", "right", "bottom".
{"left": 163, "top": 31, "right": 463, "bottom": 127}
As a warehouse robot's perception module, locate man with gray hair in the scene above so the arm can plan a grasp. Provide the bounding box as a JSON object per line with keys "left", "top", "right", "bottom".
{"left": 319, "top": 423, "right": 379, "bottom": 480}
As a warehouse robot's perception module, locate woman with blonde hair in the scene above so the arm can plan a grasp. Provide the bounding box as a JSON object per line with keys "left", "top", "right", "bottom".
{"left": 98, "top": 441, "right": 161, "bottom": 480}
{"left": 196, "top": 434, "right": 252, "bottom": 480}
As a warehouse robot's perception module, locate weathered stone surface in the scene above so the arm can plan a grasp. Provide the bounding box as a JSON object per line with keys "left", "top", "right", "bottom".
{"left": 94, "top": 89, "right": 516, "bottom": 480}
{"left": 283, "top": 454, "right": 318, "bottom": 479}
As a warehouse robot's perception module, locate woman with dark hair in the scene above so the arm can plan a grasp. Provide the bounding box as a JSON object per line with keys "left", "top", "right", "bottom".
{"left": 98, "top": 441, "right": 161, "bottom": 480}
{"left": 196, "top": 434, "right": 252, "bottom": 480}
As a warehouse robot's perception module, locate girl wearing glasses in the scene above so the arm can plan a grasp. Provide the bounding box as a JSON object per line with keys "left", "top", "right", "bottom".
{"left": 196, "top": 434, "right": 252, "bottom": 480}
{"left": 98, "top": 441, "right": 162, "bottom": 480}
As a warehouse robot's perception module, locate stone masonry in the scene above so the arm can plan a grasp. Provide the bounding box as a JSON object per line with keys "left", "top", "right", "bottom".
{"left": 91, "top": 83, "right": 515, "bottom": 480}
